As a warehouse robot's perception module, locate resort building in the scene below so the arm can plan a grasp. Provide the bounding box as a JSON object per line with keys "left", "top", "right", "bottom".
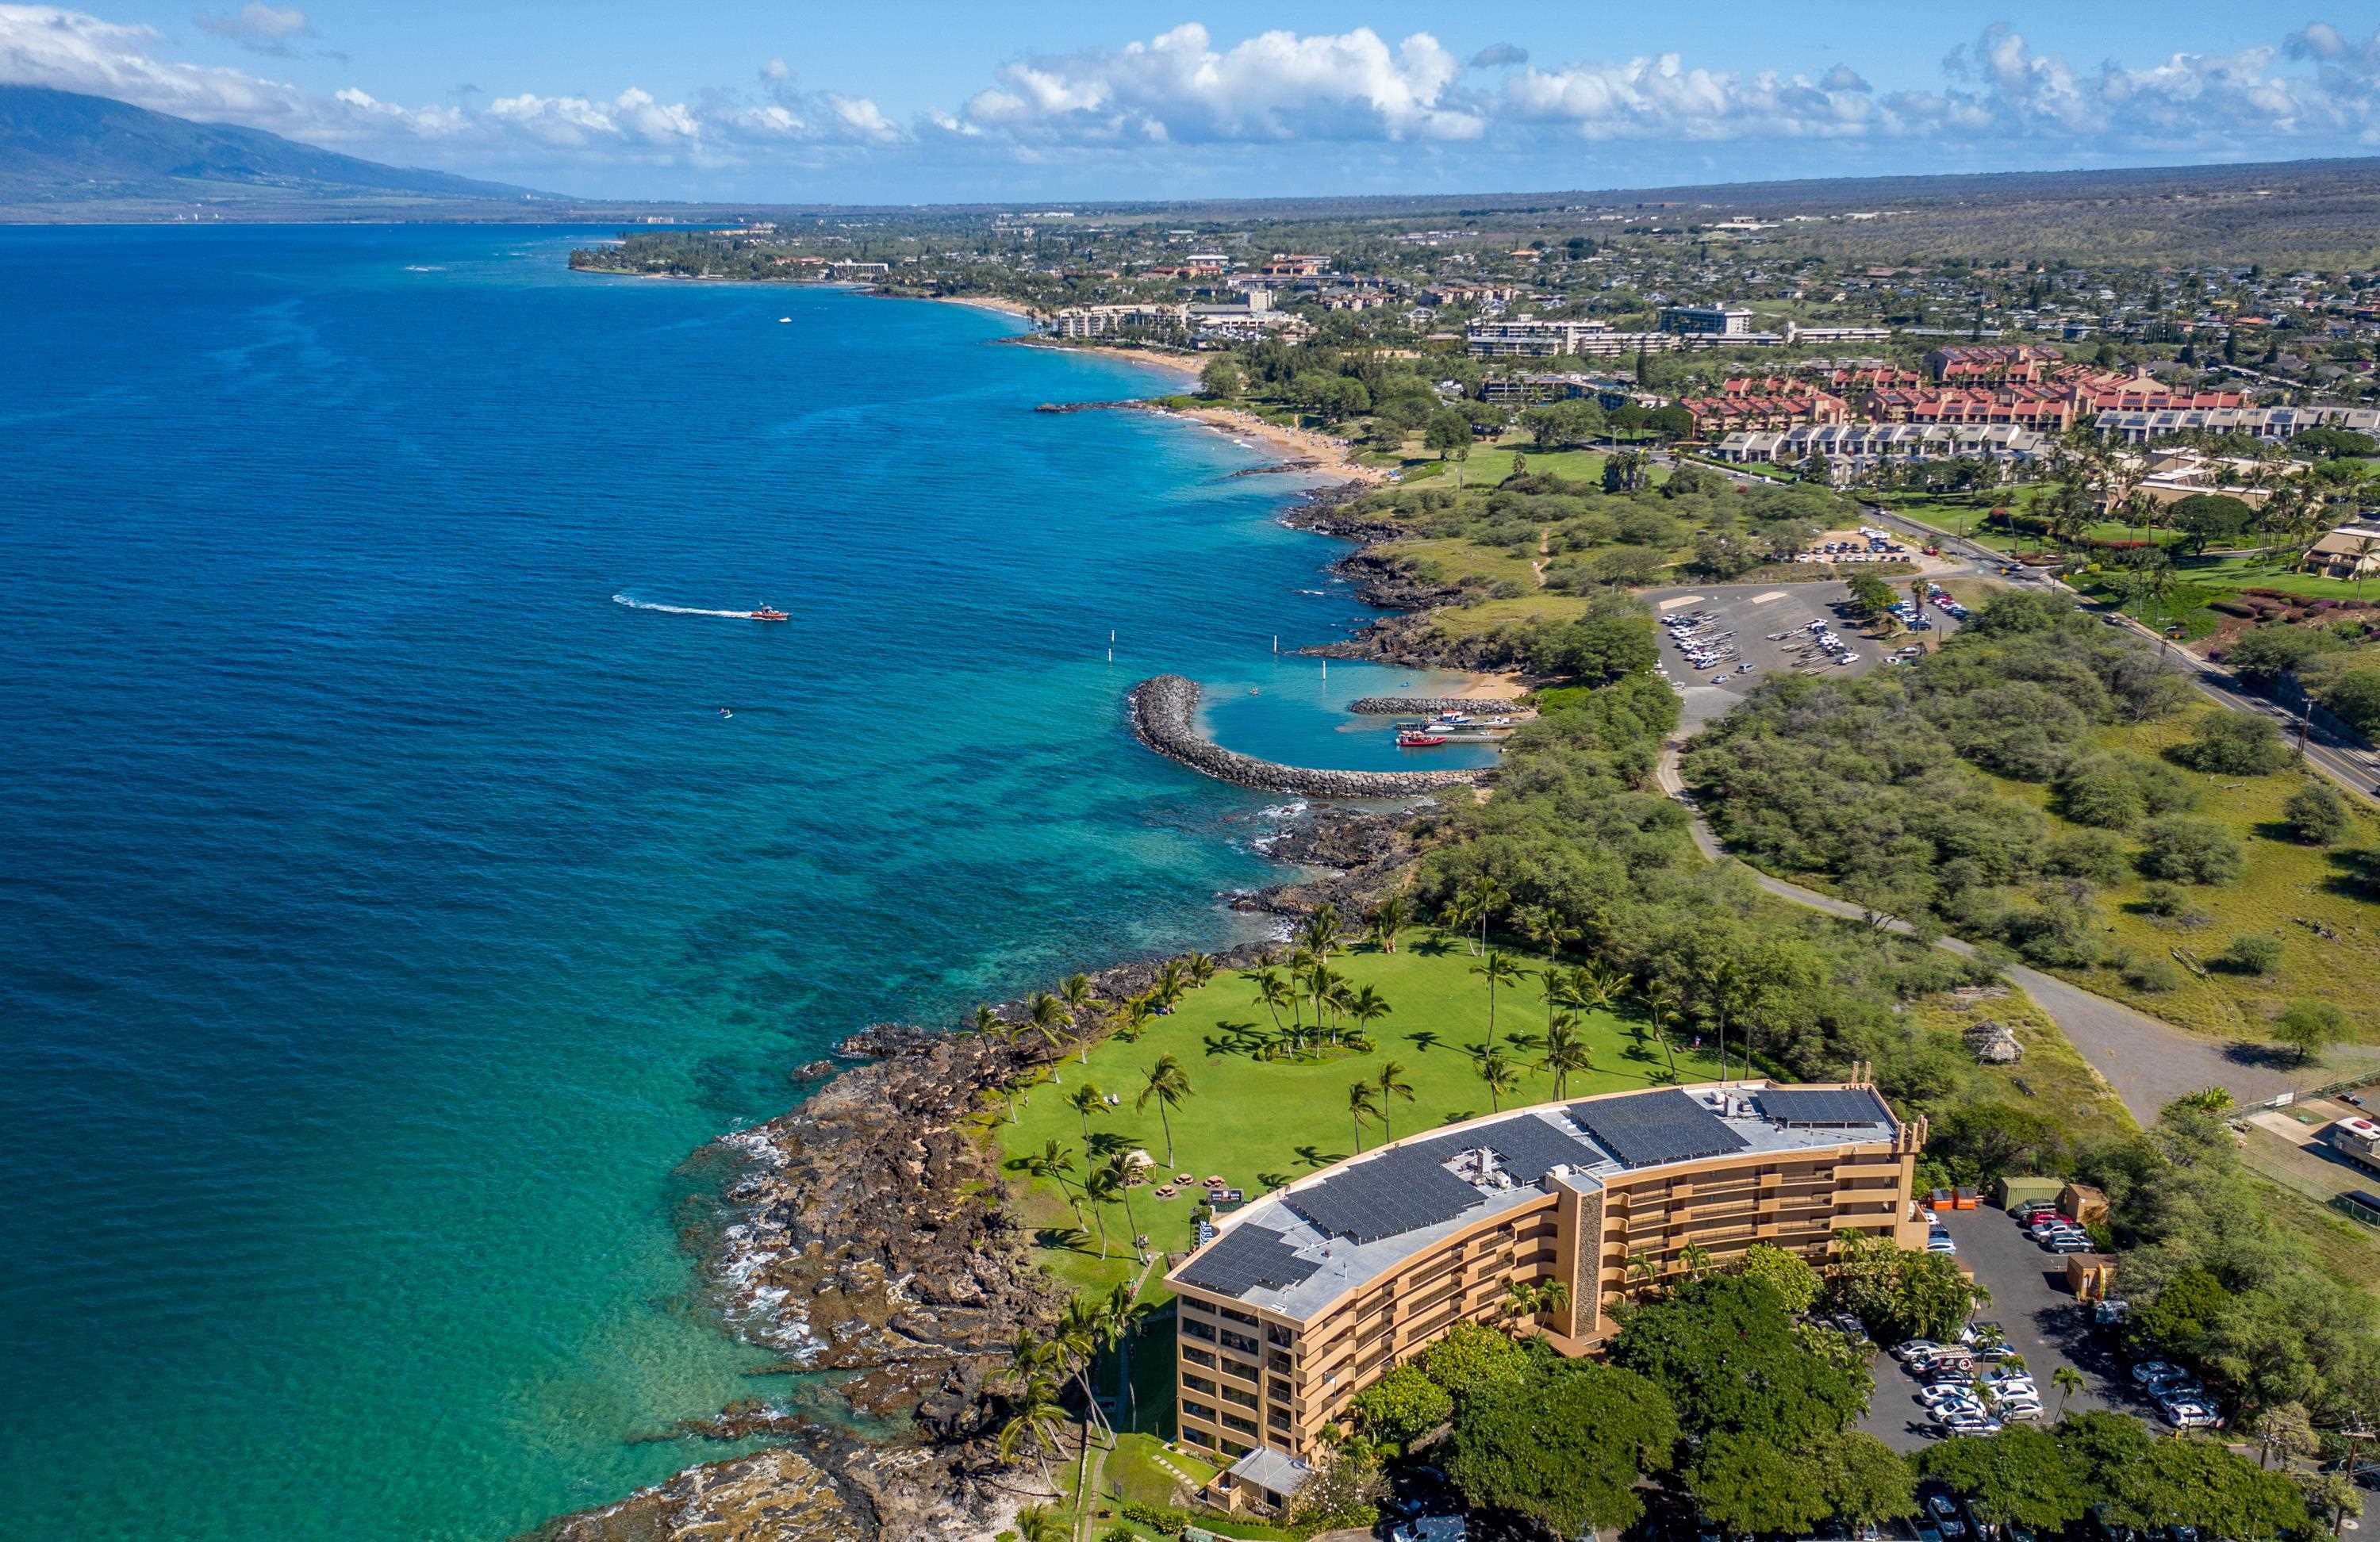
{"left": 1049, "top": 303, "right": 1188, "bottom": 339}
{"left": 1714, "top": 422, "right": 2048, "bottom": 473}
{"left": 1466, "top": 318, "right": 1785, "bottom": 359}
{"left": 2301, "top": 522, "right": 2380, "bottom": 580}
{"left": 1659, "top": 303, "right": 1756, "bottom": 336}
{"left": 2095, "top": 404, "right": 2380, "bottom": 445}
{"left": 1166, "top": 1079, "right": 1925, "bottom": 1516}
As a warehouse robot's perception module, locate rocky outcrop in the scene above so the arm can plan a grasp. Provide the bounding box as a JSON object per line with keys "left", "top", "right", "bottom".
{"left": 1127, "top": 675, "right": 1488, "bottom": 796}
{"left": 1347, "top": 696, "right": 1530, "bottom": 717}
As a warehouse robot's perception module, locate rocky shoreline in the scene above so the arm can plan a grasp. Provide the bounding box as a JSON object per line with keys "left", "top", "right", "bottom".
{"left": 530, "top": 418, "right": 1495, "bottom": 1542}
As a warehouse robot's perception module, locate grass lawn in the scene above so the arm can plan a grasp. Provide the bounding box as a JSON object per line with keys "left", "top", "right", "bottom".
{"left": 2165, "top": 552, "right": 2380, "bottom": 604}
{"left": 1420, "top": 593, "right": 1598, "bottom": 639}
{"left": 988, "top": 934, "right": 1725, "bottom": 1303}
{"left": 1384, "top": 535, "right": 1546, "bottom": 595}
{"left": 1396, "top": 444, "right": 1623, "bottom": 486}
{"left": 1971, "top": 707, "right": 2380, "bottom": 1045}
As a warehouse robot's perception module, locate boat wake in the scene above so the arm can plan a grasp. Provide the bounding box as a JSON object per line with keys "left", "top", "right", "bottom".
{"left": 612, "top": 593, "right": 758, "bottom": 620}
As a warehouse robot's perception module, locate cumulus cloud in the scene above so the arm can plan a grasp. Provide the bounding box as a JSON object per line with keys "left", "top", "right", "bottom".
{"left": 193, "top": 2, "right": 307, "bottom": 53}
{"left": 1469, "top": 42, "right": 1526, "bottom": 70}
{"left": 933, "top": 24, "right": 1481, "bottom": 144}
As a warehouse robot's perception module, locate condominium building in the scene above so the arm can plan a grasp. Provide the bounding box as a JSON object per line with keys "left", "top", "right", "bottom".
{"left": 1715, "top": 422, "right": 2049, "bottom": 471}
{"left": 1660, "top": 304, "right": 1756, "bottom": 336}
{"left": 1167, "top": 1079, "right": 1925, "bottom": 1515}
{"left": 1048, "top": 303, "right": 1188, "bottom": 339}
{"left": 1467, "top": 319, "right": 1787, "bottom": 359}
{"left": 2096, "top": 404, "right": 2380, "bottom": 444}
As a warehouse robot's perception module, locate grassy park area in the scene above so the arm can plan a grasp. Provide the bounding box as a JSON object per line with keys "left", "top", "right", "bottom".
{"left": 987, "top": 933, "right": 1725, "bottom": 1302}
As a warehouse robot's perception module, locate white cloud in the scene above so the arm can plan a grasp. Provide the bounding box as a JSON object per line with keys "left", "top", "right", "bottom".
{"left": 1503, "top": 53, "right": 1891, "bottom": 141}
{"left": 935, "top": 24, "right": 1481, "bottom": 144}
{"left": 193, "top": 2, "right": 309, "bottom": 53}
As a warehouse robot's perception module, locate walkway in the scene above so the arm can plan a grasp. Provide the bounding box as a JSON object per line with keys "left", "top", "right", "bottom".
{"left": 1654, "top": 747, "right": 2379, "bottom": 1121}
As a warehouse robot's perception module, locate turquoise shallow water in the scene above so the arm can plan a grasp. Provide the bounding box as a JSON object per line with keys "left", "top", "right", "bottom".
{"left": 0, "top": 226, "right": 1482, "bottom": 1539}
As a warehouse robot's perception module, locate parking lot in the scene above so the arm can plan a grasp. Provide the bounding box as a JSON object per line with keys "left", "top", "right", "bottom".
{"left": 1643, "top": 581, "right": 1967, "bottom": 729}
{"left": 1859, "top": 1204, "right": 2115, "bottom": 1454}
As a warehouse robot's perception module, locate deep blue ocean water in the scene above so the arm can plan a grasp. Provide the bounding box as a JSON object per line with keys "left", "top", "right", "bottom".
{"left": 0, "top": 225, "right": 1485, "bottom": 1540}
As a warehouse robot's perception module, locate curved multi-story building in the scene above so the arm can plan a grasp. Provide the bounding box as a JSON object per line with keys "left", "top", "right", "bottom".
{"left": 1164, "top": 1076, "right": 1927, "bottom": 1515}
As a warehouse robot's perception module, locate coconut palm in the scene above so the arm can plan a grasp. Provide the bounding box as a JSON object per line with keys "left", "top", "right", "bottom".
{"left": 1347, "top": 984, "right": 1392, "bottom": 1041}
{"left": 1439, "top": 888, "right": 1484, "bottom": 955}
{"left": 1472, "top": 949, "right": 1526, "bottom": 1049}
{"left": 1080, "top": 1165, "right": 1119, "bottom": 1259}
{"left": 1137, "top": 1054, "right": 1192, "bottom": 1165}
{"left": 1101, "top": 1152, "right": 1146, "bottom": 1260}
{"left": 1679, "top": 1241, "right": 1714, "bottom": 1279}
{"left": 1065, "top": 1082, "right": 1103, "bottom": 1141}
{"left": 1298, "top": 903, "right": 1342, "bottom": 960}
{"left": 1534, "top": 1277, "right": 1570, "bottom": 1321}
{"left": 1375, "top": 1060, "right": 1415, "bottom": 1141}
{"left": 1645, "top": 979, "right": 1683, "bottom": 1081}
{"left": 1474, "top": 1045, "right": 1519, "bottom": 1113}
{"left": 1347, "top": 1080, "right": 1380, "bottom": 1152}
{"left": 996, "top": 1371, "right": 1069, "bottom": 1486}
{"left": 1014, "top": 1504, "right": 1065, "bottom": 1542}
{"left": 1461, "top": 875, "right": 1509, "bottom": 954}
{"left": 1537, "top": 1015, "right": 1593, "bottom": 1100}
{"left": 2052, "top": 1364, "right": 2084, "bottom": 1416}
{"left": 1025, "top": 992, "right": 1072, "bottom": 1060}
{"left": 1500, "top": 1279, "right": 1538, "bottom": 1329}
{"left": 1246, "top": 967, "right": 1292, "bottom": 1041}
{"left": 1058, "top": 972, "right": 1096, "bottom": 1062}
{"left": 1099, "top": 1280, "right": 1151, "bottom": 1422}
{"left": 1150, "top": 959, "right": 1191, "bottom": 1011}
{"left": 963, "top": 1003, "right": 1001, "bottom": 1038}
{"left": 1576, "top": 962, "right": 1624, "bottom": 1013}
{"left": 1113, "top": 992, "right": 1155, "bottom": 1043}
{"left": 1541, "top": 965, "right": 1583, "bottom": 1038}
{"left": 1368, "top": 894, "right": 1411, "bottom": 953}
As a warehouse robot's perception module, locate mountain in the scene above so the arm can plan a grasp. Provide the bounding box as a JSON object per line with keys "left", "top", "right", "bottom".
{"left": 0, "top": 86, "right": 559, "bottom": 207}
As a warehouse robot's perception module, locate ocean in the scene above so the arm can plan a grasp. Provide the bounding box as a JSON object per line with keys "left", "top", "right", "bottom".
{"left": 0, "top": 224, "right": 1485, "bottom": 1540}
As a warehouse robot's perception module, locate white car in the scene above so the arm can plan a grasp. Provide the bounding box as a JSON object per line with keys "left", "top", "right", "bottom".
{"left": 2161, "top": 1400, "right": 2221, "bottom": 1430}
{"left": 1940, "top": 1414, "right": 2001, "bottom": 1437}
{"left": 1893, "top": 1339, "right": 1946, "bottom": 1362}
{"left": 1838, "top": 653, "right": 1860, "bottom": 666}
{"left": 1999, "top": 1400, "right": 2044, "bottom": 1421}
{"left": 1925, "top": 1231, "right": 1956, "bottom": 1254}
{"left": 1918, "top": 1383, "right": 1981, "bottom": 1408}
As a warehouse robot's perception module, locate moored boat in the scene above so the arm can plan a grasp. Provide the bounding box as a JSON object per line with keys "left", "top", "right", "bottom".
{"left": 1396, "top": 731, "right": 1448, "bottom": 747}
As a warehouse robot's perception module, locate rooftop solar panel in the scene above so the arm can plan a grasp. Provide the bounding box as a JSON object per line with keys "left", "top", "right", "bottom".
{"left": 1285, "top": 1149, "right": 1484, "bottom": 1242}
{"left": 1756, "top": 1087, "right": 1894, "bottom": 1126}
{"left": 1177, "top": 1223, "right": 1321, "bottom": 1297}
{"left": 1568, "top": 1089, "right": 1750, "bottom": 1169}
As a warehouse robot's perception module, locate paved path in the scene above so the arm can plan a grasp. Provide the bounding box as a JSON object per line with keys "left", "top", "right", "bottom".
{"left": 1654, "top": 747, "right": 2379, "bottom": 1121}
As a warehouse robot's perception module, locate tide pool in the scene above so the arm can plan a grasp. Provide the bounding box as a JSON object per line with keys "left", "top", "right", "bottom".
{"left": 0, "top": 224, "right": 1474, "bottom": 1539}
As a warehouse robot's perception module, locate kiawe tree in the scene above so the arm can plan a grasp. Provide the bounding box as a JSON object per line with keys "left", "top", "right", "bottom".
{"left": 1443, "top": 1358, "right": 1679, "bottom": 1537}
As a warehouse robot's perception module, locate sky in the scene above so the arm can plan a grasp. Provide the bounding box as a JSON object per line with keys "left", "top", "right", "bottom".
{"left": 7, "top": 2, "right": 2380, "bottom": 202}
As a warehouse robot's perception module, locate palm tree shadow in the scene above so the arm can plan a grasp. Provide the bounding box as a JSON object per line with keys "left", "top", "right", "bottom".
{"left": 1405, "top": 1030, "right": 1442, "bottom": 1054}
{"left": 1412, "top": 934, "right": 1457, "bottom": 957}
{"left": 1036, "top": 1226, "right": 1095, "bottom": 1254}
{"left": 1087, "top": 1130, "right": 1135, "bottom": 1159}
{"left": 1257, "top": 1171, "right": 1293, "bottom": 1192}
{"left": 1293, "top": 1144, "right": 1347, "bottom": 1168}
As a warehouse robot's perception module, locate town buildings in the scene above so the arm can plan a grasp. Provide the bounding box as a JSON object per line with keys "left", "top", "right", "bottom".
{"left": 1168, "top": 1079, "right": 1925, "bottom": 1516}
{"left": 1660, "top": 304, "right": 1756, "bottom": 336}
{"left": 1714, "top": 422, "right": 2048, "bottom": 475}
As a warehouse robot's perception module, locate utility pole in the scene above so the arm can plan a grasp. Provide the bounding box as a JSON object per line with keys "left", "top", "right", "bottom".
{"left": 2337, "top": 1421, "right": 2374, "bottom": 1536}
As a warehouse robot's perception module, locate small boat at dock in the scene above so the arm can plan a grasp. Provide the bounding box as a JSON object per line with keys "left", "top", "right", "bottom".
{"left": 1397, "top": 731, "right": 1449, "bottom": 747}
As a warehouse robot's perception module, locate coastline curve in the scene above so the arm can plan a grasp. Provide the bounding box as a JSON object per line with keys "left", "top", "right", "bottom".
{"left": 1126, "top": 675, "right": 1488, "bottom": 796}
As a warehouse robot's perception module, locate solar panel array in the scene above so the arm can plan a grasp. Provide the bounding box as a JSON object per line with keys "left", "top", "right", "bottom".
{"left": 1284, "top": 1146, "right": 1487, "bottom": 1243}
{"left": 1567, "top": 1089, "right": 1750, "bottom": 1169}
{"left": 1402, "top": 1114, "right": 1599, "bottom": 1183}
{"left": 1176, "top": 1223, "right": 1321, "bottom": 1297}
{"left": 1756, "top": 1087, "right": 1893, "bottom": 1127}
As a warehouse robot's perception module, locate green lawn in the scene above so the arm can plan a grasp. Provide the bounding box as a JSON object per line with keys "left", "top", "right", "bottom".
{"left": 989, "top": 935, "right": 1725, "bottom": 1302}
{"left": 1396, "top": 444, "right": 1624, "bottom": 486}
{"left": 1910, "top": 988, "right": 2136, "bottom": 1136}
{"left": 1384, "top": 535, "right": 1546, "bottom": 595}
{"left": 2163, "top": 552, "right": 2380, "bottom": 604}
{"left": 1419, "top": 593, "right": 1599, "bottom": 639}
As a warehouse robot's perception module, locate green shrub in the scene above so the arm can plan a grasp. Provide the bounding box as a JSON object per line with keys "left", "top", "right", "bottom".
{"left": 2283, "top": 781, "right": 2350, "bottom": 846}
{"left": 2121, "top": 956, "right": 2184, "bottom": 993}
{"left": 2140, "top": 882, "right": 2188, "bottom": 918}
{"left": 2168, "top": 708, "right": 2290, "bottom": 775}
{"left": 2218, "top": 934, "right": 2285, "bottom": 976}
{"left": 2136, "top": 815, "right": 2247, "bottom": 884}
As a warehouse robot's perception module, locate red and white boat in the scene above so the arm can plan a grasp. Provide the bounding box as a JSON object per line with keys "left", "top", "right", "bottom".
{"left": 1396, "top": 731, "right": 1448, "bottom": 747}
{"left": 749, "top": 605, "right": 789, "bottom": 622}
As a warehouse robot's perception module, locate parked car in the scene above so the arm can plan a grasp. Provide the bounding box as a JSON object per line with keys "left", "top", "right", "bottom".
{"left": 1920, "top": 1383, "right": 1983, "bottom": 1409}
{"left": 2160, "top": 1399, "right": 2221, "bottom": 1430}
{"left": 1925, "top": 1227, "right": 1956, "bottom": 1254}
{"left": 2131, "top": 1360, "right": 2186, "bottom": 1387}
{"left": 1894, "top": 1339, "right": 1947, "bottom": 1363}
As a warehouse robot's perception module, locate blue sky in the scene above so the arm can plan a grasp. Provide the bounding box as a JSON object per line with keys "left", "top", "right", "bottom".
{"left": 10, "top": 2, "right": 2380, "bottom": 201}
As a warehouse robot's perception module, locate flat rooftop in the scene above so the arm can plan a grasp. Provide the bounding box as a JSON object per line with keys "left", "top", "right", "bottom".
{"left": 1171, "top": 1082, "right": 1899, "bottom": 1320}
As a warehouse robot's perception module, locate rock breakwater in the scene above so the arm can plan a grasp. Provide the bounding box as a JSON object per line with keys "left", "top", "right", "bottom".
{"left": 1347, "top": 696, "right": 1530, "bottom": 717}
{"left": 1127, "top": 675, "right": 1488, "bottom": 796}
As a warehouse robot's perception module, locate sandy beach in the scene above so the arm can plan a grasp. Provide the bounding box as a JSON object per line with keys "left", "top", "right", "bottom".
{"left": 1165, "top": 404, "right": 1386, "bottom": 482}
{"left": 925, "top": 293, "right": 1038, "bottom": 319}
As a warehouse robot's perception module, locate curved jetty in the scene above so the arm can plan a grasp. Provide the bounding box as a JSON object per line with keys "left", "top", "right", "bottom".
{"left": 1127, "top": 675, "right": 1488, "bottom": 796}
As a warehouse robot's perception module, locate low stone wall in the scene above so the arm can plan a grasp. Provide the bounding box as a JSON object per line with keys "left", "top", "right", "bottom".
{"left": 1346, "top": 696, "right": 1528, "bottom": 717}
{"left": 1127, "top": 675, "right": 1487, "bottom": 796}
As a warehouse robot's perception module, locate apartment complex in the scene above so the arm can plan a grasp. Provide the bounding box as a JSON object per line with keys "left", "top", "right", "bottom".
{"left": 1714, "top": 422, "right": 2050, "bottom": 475}
{"left": 1660, "top": 304, "right": 1756, "bottom": 336}
{"left": 1166, "top": 1080, "right": 1925, "bottom": 1515}
{"left": 2097, "top": 403, "right": 2380, "bottom": 444}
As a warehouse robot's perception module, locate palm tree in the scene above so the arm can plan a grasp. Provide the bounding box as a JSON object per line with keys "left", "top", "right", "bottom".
{"left": 1472, "top": 949, "right": 1525, "bottom": 1049}
{"left": 1537, "top": 1015, "right": 1592, "bottom": 1099}
{"left": 1369, "top": 895, "right": 1411, "bottom": 953}
{"left": 1014, "top": 1503, "right": 1066, "bottom": 1542}
{"left": 1474, "top": 1045, "right": 1519, "bottom": 1112}
{"left": 1150, "top": 959, "right": 1191, "bottom": 1011}
{"left": 1065, "top": 1083, "right": 1103, "bottom": 1141}
{"left": 1679, "top": 1241, "right": 1714, "bottom": 1280}
{"left": 1184, "top": 951, "right": 1216, "bottom": 987}
{"left": 1534, "top": 1277, "right": 1570, "bottom": 1322}
{"left": 1027, "top": 1138, "right": 1081, "bottom": 1217}
{"left": 1026, "top": 991, "right": 1072, "bottom": 1060}
{"left": 1576, "top": 962, "right": 1624, "bottom": 1014}
{"left": 1102, "top": 1152, "right": 1146, "bottom": 1260}
{"left": 1347, "top": 984, "right": 1392, "bottom": 1041}
{"left": 1541, "top": 965, "right": 1582, "bottom": 1038}
{"left": 1080, "top": 1166, "right": 1119, "bottom": 1259}
{"left": 1058, "top": 972, "right": 1096, "bottom": 1062}
{"left": 997, "top": 1371, "right": 1069, "bottom": 1487}
{"left": 1246, "top": 967, "right": 1291, "bottom": 1040}
{"left": 1137, "top": 1054, "right": 1192, "bottom": 1166}
{"left": 1375, "top": 1061, "right": 1415, "bottom": 1141}
{"left": 1347, "top": 1080, "right": 1380, "bottom": 1151}
{"left": 1298, "top": 903, "right": 1341, "bottom": 960}
{"left": 1500, "top": 1279, "right": 1538, "bottom": 1330}
{"left": 1461, "top": 875, "right": 1509, "bottom": 955}
{"left": 1113, "top": 991, "right": 1155, "bottom": 1043}
{"left": 963, "top": 1003, "right": 1001, "bottom": 1039}
{"left": 2052, "top": 1364, "right": 2084, "bottom": 1416}
{"left": 1626, "top": 1249, "right": 1660, "bottom": 1291}
{"left": 1645, "top": 979, "right": 1683, "bottom": 1082}
{"left": 1097, "top": 1282, "right": 1150, "bottom": 1424}
{"left": 1440, "top": 889, "right": 1483, "bottom": 955}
